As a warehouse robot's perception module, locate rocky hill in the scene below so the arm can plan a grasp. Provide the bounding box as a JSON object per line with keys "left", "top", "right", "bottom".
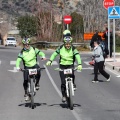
{"left": 0, "top": 0, "right": 120, "bottom": 32}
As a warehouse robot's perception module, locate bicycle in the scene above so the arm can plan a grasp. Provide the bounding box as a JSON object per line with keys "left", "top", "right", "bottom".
{"left": 55, "top": 67, "right": 78, "bottom": 110}
{"left": 21, "top": 67, "right": 45, "bottom": 109}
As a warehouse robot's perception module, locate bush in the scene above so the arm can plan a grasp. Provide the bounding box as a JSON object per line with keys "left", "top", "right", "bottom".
{"left": 116, "top": 34, "right": 120, "bottom": 47}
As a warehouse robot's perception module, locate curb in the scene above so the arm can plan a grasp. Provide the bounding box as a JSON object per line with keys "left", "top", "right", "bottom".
{"left": 105, "top": 62, "right": 120, "bottom": 72}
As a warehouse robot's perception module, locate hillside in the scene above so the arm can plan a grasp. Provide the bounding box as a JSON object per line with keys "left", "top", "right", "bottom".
{"left": 0, "top": 0, "right": 120, "bottom": 32}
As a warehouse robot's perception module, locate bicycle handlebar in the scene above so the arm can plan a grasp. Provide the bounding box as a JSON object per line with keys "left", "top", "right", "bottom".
{"left": 54, "top": 67, "right": 78, "bottom": 71}
{"left": 20, "top": 67, "right": 45, "bottom": 72}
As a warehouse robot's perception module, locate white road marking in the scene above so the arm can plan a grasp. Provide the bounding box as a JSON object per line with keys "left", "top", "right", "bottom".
{"left": 0, "top": 60, "right": 1, "bottom": 65}
{"left": 52, "top": 61, "right": 58, "bottom": 65}
{"left": 10, "top": 61, "right": 40, "bottom": 65}
{"left": 84, "top": 61, "right": 90, "bottom": 65}
{"left": 82, "top": 67, "right": 93, "bottom": 70}
{"left": 50, "top": 61, "right": 90, "bottom": 66}
{"left": 44, "top": 65, "right": 82, "bottom": 120}
{"left": 8, "top": 67, "right": 18, "bottom": 72}
{"left": 10, "top": 61, "right": 16, "bottom": 65}
{"left": 116, "top": 75, "right": 120, "bottom": 77}
{"left": 75, "top": 62, "right": 77, "bottom": 65}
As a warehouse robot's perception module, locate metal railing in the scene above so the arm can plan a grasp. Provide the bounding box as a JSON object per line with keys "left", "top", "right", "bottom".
{"left": 30, "top": 41, "right": 90, "bottom": 48}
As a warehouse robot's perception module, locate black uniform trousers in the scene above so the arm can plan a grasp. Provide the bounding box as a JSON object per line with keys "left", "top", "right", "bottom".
{"left": 59, "top": 64, "right": 75, "bottom": 97}
{"left": 94, "top": 61, "right": 110, "bottom": 81}
{"left": 23, "top": 64, "right": 41, "bottom": 93}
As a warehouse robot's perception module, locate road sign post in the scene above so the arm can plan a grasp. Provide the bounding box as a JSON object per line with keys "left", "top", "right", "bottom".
{"left": 63, "top": 15, "right": 72, "bottom": 30}
{"left": 108, "top": 6, "right": 120, "bottom": 62}
{"left": 103, "top": 0, "right": 115, "bottom": 57}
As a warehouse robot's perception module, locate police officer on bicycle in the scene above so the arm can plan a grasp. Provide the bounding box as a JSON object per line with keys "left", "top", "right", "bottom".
{"left": 16, "top": 37, "right": 46, "bottom": 101}
{"left": 46, "top": 30, "right": 82, "bottom": 102}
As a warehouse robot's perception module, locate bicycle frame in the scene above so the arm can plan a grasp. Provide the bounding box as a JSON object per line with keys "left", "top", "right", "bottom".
{"left": 21, "top": 67, "right": 45, "bottom": 109}
{"left": 55, "top": 67, "right": 77, "bottom": 110}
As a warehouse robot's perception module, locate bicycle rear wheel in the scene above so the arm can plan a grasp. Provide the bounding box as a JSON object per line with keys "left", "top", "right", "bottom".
{"left": 30, "top": 78, "right": 35, "bottom": 109}
{"left": 68, "top": 82, "right": 73, "bottom": 110}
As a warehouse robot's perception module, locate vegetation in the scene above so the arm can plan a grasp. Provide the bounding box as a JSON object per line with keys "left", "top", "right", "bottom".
{"left": 17, "top": 15, "right": 37, "bottom": 38}
{"left": 17, "top": 11, "right": 84, "bottom": 43}
{"left": 115, "top": 34, "right": 120, "bottom": 52}
{"left": 70, "top": 12, "right": 84, "bottom": 42}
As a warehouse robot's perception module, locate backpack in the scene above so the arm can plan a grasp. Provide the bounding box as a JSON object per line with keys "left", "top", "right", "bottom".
{"left": 99, "top": 41, "right": 109, "bottom": 58}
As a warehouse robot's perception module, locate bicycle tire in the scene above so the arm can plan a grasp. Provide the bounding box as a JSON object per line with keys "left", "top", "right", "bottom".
{"left": 30, "top": 78, "right": 35, "bottom": 109}
{"left": 68, "top": 82, "right": 73, "bottom": 110}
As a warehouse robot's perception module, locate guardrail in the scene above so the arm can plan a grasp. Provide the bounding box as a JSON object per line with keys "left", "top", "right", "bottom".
{"left": 30, "top": 41, "right": 90, "bottom": 48}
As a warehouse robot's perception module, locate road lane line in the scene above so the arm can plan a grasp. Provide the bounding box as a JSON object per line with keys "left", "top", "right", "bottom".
{"left": 44, "top": 65, "right": 82, "bottom": 120}
{"left": 0, "top": 60, "right": 1, "bottom": 65}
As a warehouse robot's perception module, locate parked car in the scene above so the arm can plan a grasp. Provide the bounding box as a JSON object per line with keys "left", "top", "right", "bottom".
{"left": 5, "top": 37, "right": 17, "bottom": 47}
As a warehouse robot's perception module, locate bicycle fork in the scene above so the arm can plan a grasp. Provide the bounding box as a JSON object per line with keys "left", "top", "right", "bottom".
{"left": 65, "top": 77, "right": 74, "bottom": 97}
{"left": 27, "top": 79, "right": 36, "bottom": 96}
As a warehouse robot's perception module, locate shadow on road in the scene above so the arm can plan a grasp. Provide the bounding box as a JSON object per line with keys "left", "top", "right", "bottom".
{"left": 18, "top": 102, "right": 47, "bottom": 108}
{"left": 49, "top": 103, "right": 81, "bottom": 109}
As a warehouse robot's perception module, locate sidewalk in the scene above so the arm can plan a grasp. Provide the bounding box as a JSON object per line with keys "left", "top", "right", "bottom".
{"left": 105, "top": 53, "right": 120, "bottom": 72}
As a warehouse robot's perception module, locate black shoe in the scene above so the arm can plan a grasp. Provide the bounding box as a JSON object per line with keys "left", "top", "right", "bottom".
{"left": 106, "top": 75, "right": 111, "bottom": 82}
{"left": 24, "top": 94, "right": 30, "bottom": 101}
{"left": 62, "top": 96, "right": 66, "bottom": 102}
{"left": 35, "top": 84, "right": 40, "bottom": 90}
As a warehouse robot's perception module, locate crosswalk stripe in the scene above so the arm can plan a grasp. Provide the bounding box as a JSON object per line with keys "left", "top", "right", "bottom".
{"left": 10, "top": 61, "right": 16, "bottom": 65}
{"left": 74, "top": 62, "right": 77, "bottom": 65}
{"left": 84, "top": 61, "right": 90, "bottom": 65}
{"left": 10, "top": 61, "right": 40, "bottom": 65}
{"left": 8, "top": 61, "right": 90, "bottom": 66}
{"left": 0, "top": 60, "right": 1, "bottom": 65}
{"left": 52, "top": 61, "right": 58, "bottom": 65}
{"left": 52, "top": 61, "right": 77, "bottom": 65}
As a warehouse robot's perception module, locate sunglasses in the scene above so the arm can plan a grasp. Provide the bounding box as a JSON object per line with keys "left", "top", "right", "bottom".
{"left": 24, "top": 44, "right": 30, "bottom": 46}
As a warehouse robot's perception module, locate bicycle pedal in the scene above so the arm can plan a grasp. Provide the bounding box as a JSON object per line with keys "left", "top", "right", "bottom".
{"left": 74, "top": 88, "right": 77, "bottom": 91}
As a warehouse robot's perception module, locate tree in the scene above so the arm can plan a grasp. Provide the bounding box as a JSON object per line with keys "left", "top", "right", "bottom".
{"left": 17, "top": 14, "right": 37, "bottom": 38}
{"left": 69, "top": 12, "right": 84, "bottom": 42}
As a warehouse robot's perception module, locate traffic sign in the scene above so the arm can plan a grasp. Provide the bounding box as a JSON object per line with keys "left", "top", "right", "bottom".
{"left": 63, "top": 15, "right": 72, "bottom": 24}
{"left": 103, "top": 0, "right": 115, "bottom": 10}
{"left": 108, "top": 6, "right": 120, "bottom": 19}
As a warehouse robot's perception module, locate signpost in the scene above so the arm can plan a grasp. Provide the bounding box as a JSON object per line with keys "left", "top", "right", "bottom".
{"left": 63, "top": 15, "right": 72, "bottom": 29}
{"left": 103, "top": 0, "right": 115, "bottom": 10}
{"left": 103, "top": 0, "right": 115, "bottom": 59}
{"left": 108, "top": 6, "right": 120, "bottom": 62}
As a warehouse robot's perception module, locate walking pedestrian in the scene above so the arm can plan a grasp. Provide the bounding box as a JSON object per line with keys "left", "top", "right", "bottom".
{"left": 90, "top": 30, "right": 102, "bottom": 50}
{"left": 92, "top": 40, "right": 111, "bottom": 83}
{"left": 102, "top": 27, "right": 113, "bottom": 58}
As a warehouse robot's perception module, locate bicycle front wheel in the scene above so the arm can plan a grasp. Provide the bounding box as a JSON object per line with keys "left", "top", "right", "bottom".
{"left": 30, "top": 78, "right": 35, "bottom": 109}
{"left": 68, "top": 82, "right": 73, "bottom": 110}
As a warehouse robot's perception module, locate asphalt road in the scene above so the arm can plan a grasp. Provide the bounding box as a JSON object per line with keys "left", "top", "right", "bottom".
{"left": 1, "top": 45, "right": 120, "bottom": 120}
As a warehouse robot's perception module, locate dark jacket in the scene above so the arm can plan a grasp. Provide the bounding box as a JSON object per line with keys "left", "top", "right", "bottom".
{"left": 90, "top": 33, "right": 102, "bottom": 48}
{"left": 102, "top": 31, "right": 113, "bottom": 45}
